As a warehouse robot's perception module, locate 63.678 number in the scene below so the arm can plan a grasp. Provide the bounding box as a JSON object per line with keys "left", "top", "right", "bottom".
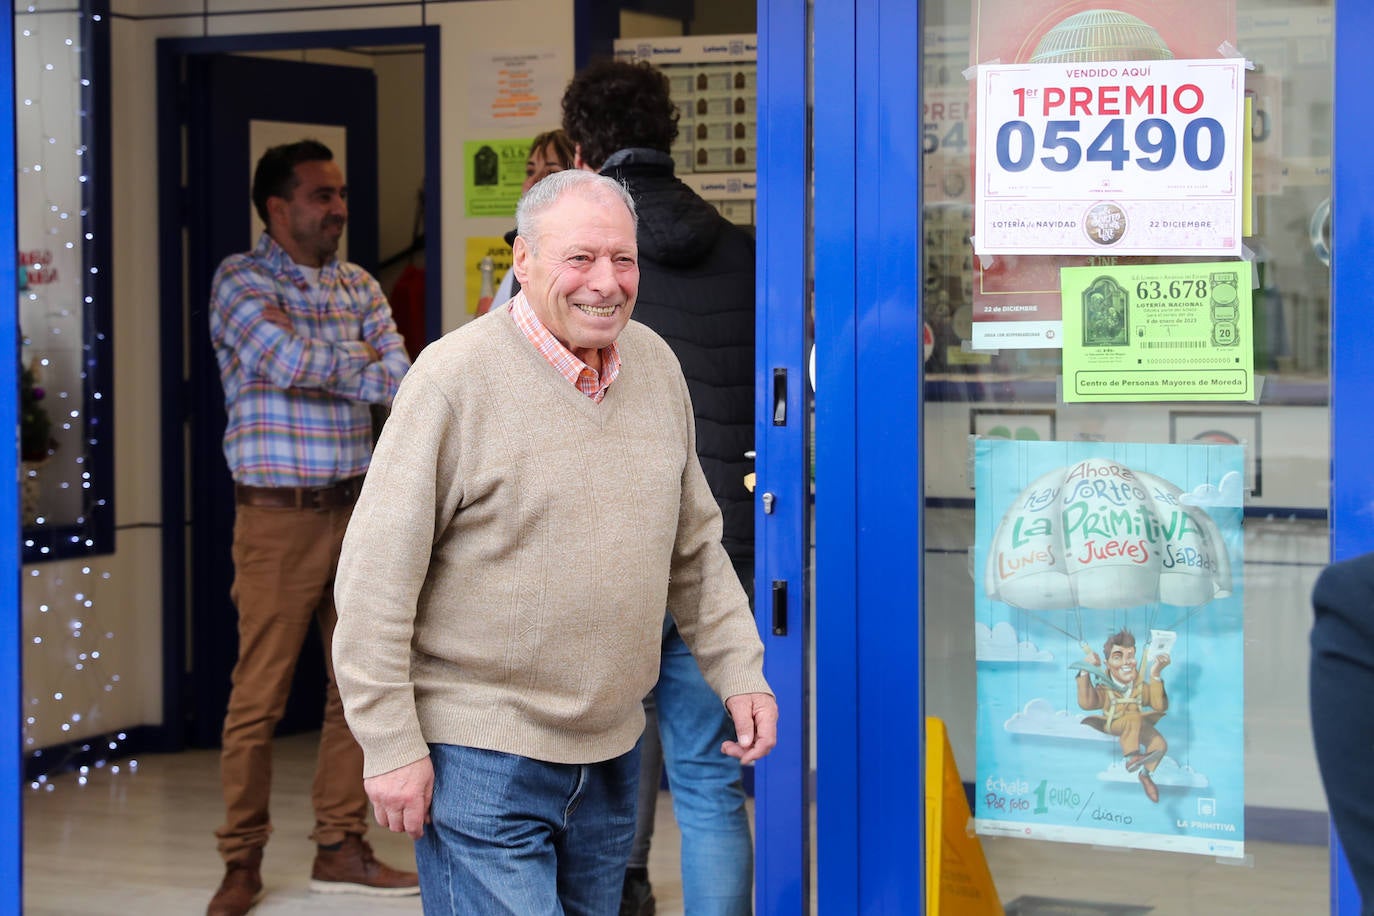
{"left": 1135, "top": 278, "right": 1208, "bottom": 300}
{"left": 995, "top": 117, "right": 1225, "bottom": 173}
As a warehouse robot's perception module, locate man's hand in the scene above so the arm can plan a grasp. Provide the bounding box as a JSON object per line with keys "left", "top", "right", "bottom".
{"left": 261, "top": 304, "right": 293, "bottom": 332}
{"left": 722, "top": 692, "right": 779, "bottom": 765}
{"left": 364, "top": 756, "right": 434, "bottom": 840}
{"left": 361, "top": 341, "right": 381, "bottom": 362}
{"left": 1150, "top": 652, "right": 1171, "bottom": 680}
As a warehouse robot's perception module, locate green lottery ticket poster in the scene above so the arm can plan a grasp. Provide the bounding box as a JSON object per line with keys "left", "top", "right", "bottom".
{"left": 1060, "top": 262, "right": 1254, "bottom": 402}
{"left": 464, "top": 138, "right": 532, "bottom": 218}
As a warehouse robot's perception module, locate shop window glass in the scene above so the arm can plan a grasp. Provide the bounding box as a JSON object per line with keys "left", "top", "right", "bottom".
{"left": 921, "top": 0, "right": 1331, "bottom": 909}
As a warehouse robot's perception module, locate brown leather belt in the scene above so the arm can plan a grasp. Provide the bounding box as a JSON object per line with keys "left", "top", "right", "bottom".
{"left": 234, "top": 475, "right": 365, "bottom": 511}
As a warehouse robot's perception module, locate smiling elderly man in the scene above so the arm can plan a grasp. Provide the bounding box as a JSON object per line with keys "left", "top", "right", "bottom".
{"left": 331, "top": 169, "right": 777, "bottom": 916}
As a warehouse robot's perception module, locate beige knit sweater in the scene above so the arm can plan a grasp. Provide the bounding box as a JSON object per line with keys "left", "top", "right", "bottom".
{"left": 333, "top": 305, "right": 771, "bottom": 778}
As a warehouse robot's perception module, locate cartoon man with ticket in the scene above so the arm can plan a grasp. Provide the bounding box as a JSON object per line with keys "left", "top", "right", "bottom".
{"left": 1072, "top": 628, "right": 1173, "bottom": 803}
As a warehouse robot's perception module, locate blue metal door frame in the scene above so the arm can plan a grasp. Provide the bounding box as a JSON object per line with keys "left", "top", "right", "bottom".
{"left": 756, "top": 0, "right": 926, "bottom": 909}
{"left": 811, "top": 0, "right": 864, "bottom": 901}
{"left": 1328, "top": 3, "right": 1373, "bottom": 913}
{"left": 812, "top": 0, "right": 926, "bottom": 910}
{"left": 754, "top": 0, "right": 810, "bottom": 911}
{"left": 2, "top": 1, "right": 25, "bottom": 909}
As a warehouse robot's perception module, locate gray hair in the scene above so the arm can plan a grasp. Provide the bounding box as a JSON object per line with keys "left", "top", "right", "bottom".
{"left": 515, "top": 169, "right": 637, "bottom": 253}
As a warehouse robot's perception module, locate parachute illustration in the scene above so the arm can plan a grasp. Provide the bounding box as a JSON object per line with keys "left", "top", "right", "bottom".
{"left": 978, "top": 455, "right": 1236, "bottom": 656}
{"left": 984, "top": 456, "right": 1231, "bottom": 639}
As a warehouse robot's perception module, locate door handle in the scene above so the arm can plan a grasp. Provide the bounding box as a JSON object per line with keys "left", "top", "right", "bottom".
{"left": 772, "top": 368, "right": 787, "bottom": 425}
{"left": 771, "top": 580, "right": 788, "bottom": 636}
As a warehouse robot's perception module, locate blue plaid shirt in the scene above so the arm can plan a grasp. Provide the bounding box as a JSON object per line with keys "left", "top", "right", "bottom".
{"left": 209, "top": 233, "right": 411, "bottom": 486}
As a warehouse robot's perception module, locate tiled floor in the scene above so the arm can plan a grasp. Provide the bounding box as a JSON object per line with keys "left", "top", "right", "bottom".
{"left": 22, "top": 731, "right": 1329, "bottom": 914}
{"left": 21, "top": 732, "right": 686, "bottom": 915}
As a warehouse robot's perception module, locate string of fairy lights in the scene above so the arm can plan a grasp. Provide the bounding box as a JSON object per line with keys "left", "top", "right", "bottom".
{"left": 18, "top": 3, "right": 130, "bottom": 788}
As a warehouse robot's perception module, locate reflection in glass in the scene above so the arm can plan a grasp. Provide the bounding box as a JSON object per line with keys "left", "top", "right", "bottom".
{"left": 16, "top": 4, "right": 111, "bottom": 559}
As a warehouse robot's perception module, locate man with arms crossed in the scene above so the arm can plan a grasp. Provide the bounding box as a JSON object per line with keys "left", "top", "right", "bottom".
{"left": 332, "top": 169, "right": 777, "bottom": 916}
{"left": 206, "top": 140, "right": 417, "bottom": 916}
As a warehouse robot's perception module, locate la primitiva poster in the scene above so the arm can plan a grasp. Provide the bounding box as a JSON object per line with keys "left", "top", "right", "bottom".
{"left": 973, "top": 438, "right": 1245, "bottom": 858}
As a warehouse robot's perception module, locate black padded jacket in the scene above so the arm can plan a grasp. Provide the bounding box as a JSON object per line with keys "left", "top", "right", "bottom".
{"left": 600, "top": 148, "right": 756, "bottom": 568}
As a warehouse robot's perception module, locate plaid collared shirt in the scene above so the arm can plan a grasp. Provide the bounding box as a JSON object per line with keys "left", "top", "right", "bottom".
{"left": 209, "top": 233, "right": 411, "bottom": 486}
{"left": 509, "top": 292, "right": 621, "bottom": 402}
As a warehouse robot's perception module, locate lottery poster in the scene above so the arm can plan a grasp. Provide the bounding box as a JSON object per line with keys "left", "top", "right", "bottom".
{"left": 973, "top": 438, "right": 1245, "bottom": 858}
{"left": 974, "top": 58, "right": 1247, "bottom": 257}
{"left": 1060, "top": 261, "right": 1254, "bottom": 402}
{"left": 464, "top": 139, "right": 533, "bottom": 218}
{"left": 968, "top": 0, "right": 1238, "bottom": 348}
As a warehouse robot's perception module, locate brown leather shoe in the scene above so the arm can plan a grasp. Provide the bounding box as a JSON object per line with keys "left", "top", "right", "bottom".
{"left": 207, "top": 852, "right": 264, "bottom": 916}
{"left": 310, "top": 834, "right": 420, "bottom": 896}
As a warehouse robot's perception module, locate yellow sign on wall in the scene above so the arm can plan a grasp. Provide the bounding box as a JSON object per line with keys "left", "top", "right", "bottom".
{"left": 464, "top": 236, "right": 514, "bottom": 315}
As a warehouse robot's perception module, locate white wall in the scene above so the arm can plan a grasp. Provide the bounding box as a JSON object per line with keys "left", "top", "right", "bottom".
{"left": 19, "top": 0, "right": 574, "bottom": 751}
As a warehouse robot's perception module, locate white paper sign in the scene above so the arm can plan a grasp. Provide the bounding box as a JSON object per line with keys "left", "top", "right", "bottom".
{"left": 974, "top": 58, "right": 1246, "bottom": 256}
{"left": 468, "top": 48, "right": 567, "bottom": 132}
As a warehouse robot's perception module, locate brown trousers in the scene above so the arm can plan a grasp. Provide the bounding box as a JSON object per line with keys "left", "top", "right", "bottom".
{"left": 214, "top": 504, "right": 369, "bottom": 864}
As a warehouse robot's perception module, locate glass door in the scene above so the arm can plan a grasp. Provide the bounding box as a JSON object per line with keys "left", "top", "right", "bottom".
{"left": 917, "top": 0, "right": 1337, "bottom": 912}
{"left": 787, "top": 0, "right": 1374, "bottom": 912}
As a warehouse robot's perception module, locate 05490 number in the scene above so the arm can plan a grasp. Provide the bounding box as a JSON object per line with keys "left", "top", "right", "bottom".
{"left": 995, "top": 117, "right": 1225, "bottom": 173}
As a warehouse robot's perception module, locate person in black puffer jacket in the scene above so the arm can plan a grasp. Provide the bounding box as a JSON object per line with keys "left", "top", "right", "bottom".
{"left": 564, "top": 59, "right": 758, "bottom": 916}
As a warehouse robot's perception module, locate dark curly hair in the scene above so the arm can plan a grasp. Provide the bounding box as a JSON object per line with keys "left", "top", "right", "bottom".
{"left": 561, "top": 60, "right": 679, "bottom": 170}
{"left": 251, "top": 139, "right": 334, "bottom": 226}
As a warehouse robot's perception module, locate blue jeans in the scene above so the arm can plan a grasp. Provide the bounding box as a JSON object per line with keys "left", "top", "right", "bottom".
{"left": 416, "top": 743, "right": 639, "bottom": 916}
{"left": 643, "top": 617, "right": 755, "bottom": 915}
